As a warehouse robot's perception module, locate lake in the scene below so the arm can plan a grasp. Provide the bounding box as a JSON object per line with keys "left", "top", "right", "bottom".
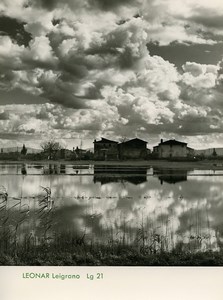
{"left": 1, "top": 163, "right": 223, "bottom": 254}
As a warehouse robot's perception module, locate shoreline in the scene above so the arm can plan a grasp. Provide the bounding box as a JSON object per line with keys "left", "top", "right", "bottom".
{"left": 0, "top": 159, "right": 223, "bottom": 170}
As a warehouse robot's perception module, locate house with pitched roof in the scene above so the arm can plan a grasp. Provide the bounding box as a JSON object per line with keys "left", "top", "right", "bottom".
{"left": 93, "top": 138, "right": 119, "bottom": 160}
{"left": 118, "top": 138, "right": 147, "bottom": 160}
{"left": 153, "top": 139, "right": 188, "bottom": 158}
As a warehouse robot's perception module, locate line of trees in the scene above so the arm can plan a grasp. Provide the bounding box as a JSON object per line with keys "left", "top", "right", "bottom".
{"left": 0, "top": 139, "right": 95, "bottom": 161}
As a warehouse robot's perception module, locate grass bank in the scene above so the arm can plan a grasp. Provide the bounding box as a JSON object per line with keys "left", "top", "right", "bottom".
{"left": 0, "top": 159, "right": 223, "bottom": 170}
{"left": 1, "top": 242, "right": 223, "bottom": 266}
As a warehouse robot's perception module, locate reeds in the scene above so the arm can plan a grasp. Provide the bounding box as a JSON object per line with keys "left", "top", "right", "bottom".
{"left": 0, "top": 187, "right": 222, "bottom": 265}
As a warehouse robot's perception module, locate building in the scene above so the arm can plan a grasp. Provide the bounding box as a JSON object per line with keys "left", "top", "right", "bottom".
{"left": 186, "top": 147, "right": 195, "bottom": 157}
{"left": 94, "top": 138, "right": 119, "bottom": 160}
{"left": 59, "top": 149, "right": 74, "bottom": 160}
{"left": 153, "top": 139, "right": 187, "bottom": 158}
{"left": 118, "top": 138, "right": 147, "bottom": 160}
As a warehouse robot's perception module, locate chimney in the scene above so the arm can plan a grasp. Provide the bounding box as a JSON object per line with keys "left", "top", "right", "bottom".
{"left": 160, "top": 139, "right": 163, "bottom": 144}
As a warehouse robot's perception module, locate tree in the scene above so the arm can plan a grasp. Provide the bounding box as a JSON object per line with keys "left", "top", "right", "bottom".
{"left": 41, "top": 139, "right": 61, "bottom": 160}
{"left": 212, "top": 148, "right": 217, "bottom": 157}
{"left": 21, "top": 144, "right": 27, "bottom": 156}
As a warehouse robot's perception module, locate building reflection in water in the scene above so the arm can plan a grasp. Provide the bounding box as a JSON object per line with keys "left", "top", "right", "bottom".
{"left": 1, "top": 163, "right": 223, "bottom": 254}
{"left": 93, "top": 165, "right": 148, "bottom": 185}
{"left": 60, "top": 164, "right": 66, "bottom": 174}
{"left": 153, "top": 167, "right": 190, "bottom": 184}
{"left": 42, "top": 164, "right": 65, "bottom": 175}
{"left": 21, "top": 164, "right": 27, "bottom": 175}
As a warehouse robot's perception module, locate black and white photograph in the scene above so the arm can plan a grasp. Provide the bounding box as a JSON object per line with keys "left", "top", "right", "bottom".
{"left": 1, "top": 0, "right": 223, "bottom": 267}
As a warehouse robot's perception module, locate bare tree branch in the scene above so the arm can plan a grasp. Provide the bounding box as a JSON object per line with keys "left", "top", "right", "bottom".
{"left": 40, "top": 139, "right": 61, "bottom": 160}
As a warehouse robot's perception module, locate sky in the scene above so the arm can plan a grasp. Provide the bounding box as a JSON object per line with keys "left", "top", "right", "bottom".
{"left": 1, "top": 0, "right": 223, "bottom": 150}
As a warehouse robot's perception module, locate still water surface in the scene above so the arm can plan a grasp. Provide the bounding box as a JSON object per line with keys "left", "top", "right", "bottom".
{"left": 1, "top": 163, "right": 223, "bottom": 253}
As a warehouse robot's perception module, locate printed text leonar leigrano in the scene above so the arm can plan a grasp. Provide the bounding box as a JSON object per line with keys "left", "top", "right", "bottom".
{"left": 23, "top": 273, "right": 80, "bottom": 280}
{"left": 22, "top": 273, "right": 104, "bottom": 280}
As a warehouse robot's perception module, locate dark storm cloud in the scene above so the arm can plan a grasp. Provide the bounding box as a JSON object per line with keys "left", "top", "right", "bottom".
{"left": 36, "top": 110, "right": 49, "bottom": 120}
{"left": 33, "top": 0, "right": 57, "bottom": 11}
{"left": 32, "top": 0, "right": 140, "bottom": 11}
{"left": 192, "top": 15, "right": 223, "bottom": 29}
{"left": 140, "top": 110, "right": 223, "bottom": 136}
{"left": 58, "top": 58, "right": 90, "bottom": 78}
{"left": 89, "top": 0, "right": 137, "bottom": 10}
{"left": 175, "top": 115, "right": 223, "bottom": 136}
{"left": 188, "top": 9, "right": 223, "bottom": 29}
{"left": 41, "top": 86, "right": 91, "bottom": 109}
{"left": 31, "top": 0, "right": 88, "bottom": 12}
{"left": 0, "top": 16, "right": 32, "bottom": 46}
{"left": 34, "top": 70, "right": 94, "bottom": 108}
{"left": 43, "top": 92, "right": 89, "bottom": 109}
{"left": 0, "top": 111, "right": 9, "bottom": 120}
{"left": 147, "top": 41, "right": 223, "bottom": 69}
{"left": 0, "top": 132, "right": 40, "bottom": 140}
{"left": 0, "top": 89, "right": 47, "bottom": 105}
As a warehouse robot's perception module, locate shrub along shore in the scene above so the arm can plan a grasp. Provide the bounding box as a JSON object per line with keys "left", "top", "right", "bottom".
{"left": 1, "top": 242, "right": 223, "bottom": 266}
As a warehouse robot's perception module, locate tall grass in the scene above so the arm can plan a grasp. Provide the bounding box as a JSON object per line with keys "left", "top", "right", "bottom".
{"left": 0, "top": 186, "right": 222, "bottom": 265}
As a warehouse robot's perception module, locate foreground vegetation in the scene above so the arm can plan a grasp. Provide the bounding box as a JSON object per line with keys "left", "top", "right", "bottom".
{"left": 1, "top": 185, "right": 223, "bottom": 266}
{"left": 1, "top": 238, "right": 223, "bottom": 266}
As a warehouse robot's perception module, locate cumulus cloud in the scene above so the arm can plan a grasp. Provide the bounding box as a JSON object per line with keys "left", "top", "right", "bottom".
{"left": 0, "top": 0, "right": 223, "bottom": 147}
{"left": 181, "top": 62, "right": 219, "bottom": 89}
{"left": 182, "top": 62, "right": 219, "bottom": 76}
